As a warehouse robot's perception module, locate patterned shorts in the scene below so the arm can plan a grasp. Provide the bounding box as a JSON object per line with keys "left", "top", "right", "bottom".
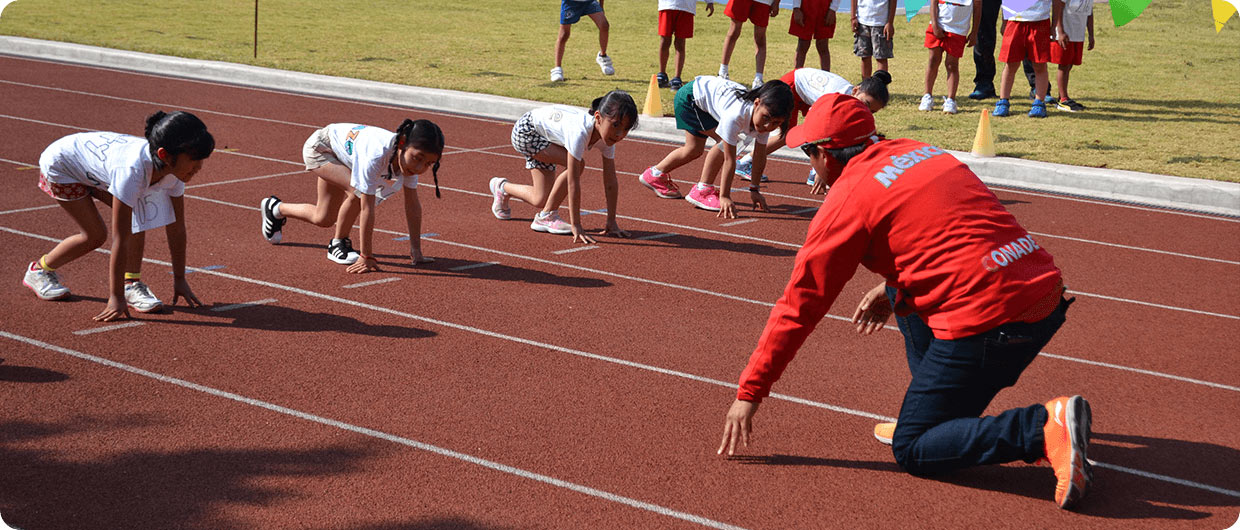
{"left": 511, "top": 112, "right": 555, "bottom": 171}
{"left": 38, "top": 172, "right": 90, "bottom": 201}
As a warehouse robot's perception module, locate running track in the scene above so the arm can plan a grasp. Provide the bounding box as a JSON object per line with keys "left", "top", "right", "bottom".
{"left": 1, "top": 55, "right": 1237, "bottom": 529}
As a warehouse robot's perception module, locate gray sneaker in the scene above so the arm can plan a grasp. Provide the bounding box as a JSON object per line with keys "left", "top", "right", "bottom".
{"left": 23, "top": 262, "right": 70, "bottom": 300}
{"left": 124, "top": 280, "right": 163, "bottom": 312}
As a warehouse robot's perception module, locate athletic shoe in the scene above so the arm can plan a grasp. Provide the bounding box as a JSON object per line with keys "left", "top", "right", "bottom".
{"left": 260, "top": 195, "right": 285, "bottom": 244}
{"left": 1057, "top": 98, "right": 1086, "bottom": 112}
{"left": 489, "top": 177, "right": 512, "bottom": 220}
{"left": 639, "top": 166, "right": 682, "bottom": 198}
{"left": 942, "top": 97, "right": 958, "bottom": 115}
{"left": 685, "top": 184, "right": 721, "bottom": 211}
{"left": 550, "top": 67, "right": 564, "bottom": 82}
{"left": 874, "top": 422, "right": 896, "bottom": 445}
{"left": 1043, "top": 395, "right": 1092, "bottom": 509}
{"left": 124, "top": 281, "right": 163, "bottom": 313}
{"left": 23, "top": 262, "right": 70, "bottom": 300}
{"left": 327, "top": 238, "right": 360, "bottom": 265}
{"left": 968, "top": 87, "right": 997, "bottom": 100}
{"left": 1044, "top": 95, "right": 1058, "bottom": 106}
{"left": 807, "top": 167, "right": 817, "bottom": 186}
{"left": 992, "top": 98, "right": 1011, "bottom": 117}
{"left": 735, "top": 155, "right": 770, "bottom": 183}
{"left": 751, "top": 74, "right": 764, "bottom": 89}
{"left": 1028, "top": 101, "right": 1048, "bottom": 118}
{"left": 669, "top": 76, "right": 684, "bottom": 90}
{"left": 718, "top": 64, "right": 729, "bottom": 79}
{"left": 918, "top": 93, "right": 934, "bottom": 111}
{"left": 596, "top": 53, "right": 615, "bottom": 75}
{"left": 656, "top": 72, "right": 670, "bottom": 88}
{"left": 530, "top": 211, "right": 572, "bottom": 235}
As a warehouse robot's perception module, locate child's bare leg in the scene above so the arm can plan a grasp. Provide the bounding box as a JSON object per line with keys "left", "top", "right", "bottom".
{"left": 876, "top": 57, "right": 889, "bottom": 72}
{"left": 945, "top": 55, "right": 961, "bottom": 99}
{"left": 673, "top": 37, "right": 687, "bottom": 78}
{"left": 699, "top": 143, "right": 726, "bottom": 186}
{"left": 721, "top": 20, "right": 744, "bottom": 65}
{"left": 42, "top": 196, "right": 109, "bottom": 269}
{"left": 279, "top": 165, "right": 351, "bottom": 228}
{"left": 861, "top": 56, "right": 873, "bottom": 78}
{"left": 1033, "top": 62, "right": 1049, "bottom": 99}
{"left": 795, "top": 38, "right": 812, "bottom": 69}
{"left": 539, "top": 169, "right": 574, "bottom": 213}
{"left": 554, "top": 24, "right": 571, "bottom": 67}
{"left": 505, "top": 144, "right": 569, "bottom": 210}
{"left": 124, "top": 231, "right": 146, "bottom": 276}
{"left": 656, "top": 133, "right": 708, "bottom": 174}
{"left": 753, "top": 25, "right": 768, "bottom": 75}
{"left": 1057, "top": 64, "right": 1072, "bottom": 101}
{"left": 998, "top": 60, "right": 1020, "bottom": 99}
{"left": 333, "top": 193, "right": 359, "bottom": 240}
{"left": 587, "top": 11, "right": 609, "bottom": 55}
{"left": 925, "top": 48, "right": 943, "bottom": 95}
{"left": 815, "top": 38, "right": 831, "bottom": 70}
{"left": 659, "top": 35, "right": 673, "bottom": 73}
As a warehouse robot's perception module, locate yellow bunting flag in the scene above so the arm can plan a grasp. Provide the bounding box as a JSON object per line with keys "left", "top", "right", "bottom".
{"left": 1213, "top": 0, "right": 1240, "bottom": 32}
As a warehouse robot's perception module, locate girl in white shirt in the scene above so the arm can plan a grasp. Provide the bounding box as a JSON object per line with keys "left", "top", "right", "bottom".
{"left": 639, "top": 77, "right": 793, "bottom": 218}
{"left": 24, "top": 111, "right": 215, "bottom": 322}
{"left": 261, "top": 119, "right": 445, "bottom": 274}
{"left": 490, "top": 90, "right": 638, "bottom": 245}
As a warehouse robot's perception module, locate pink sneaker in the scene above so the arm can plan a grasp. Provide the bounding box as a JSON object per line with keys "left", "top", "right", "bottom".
{"left": 530, "top": 211, "right": 572, "bottom": 235}
{"left": 685, "top": 184, "right": 721, "bottom": 211}
{"left": 489, "top": 177, "right": 511, "bottom": 220}
{"left": 639, "top": 167, "right": 682, "bottom": 199}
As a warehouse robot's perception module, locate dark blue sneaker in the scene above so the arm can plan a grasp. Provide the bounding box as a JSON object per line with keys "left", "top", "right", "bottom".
{"left": 993, "top": 98, "right": 1011, "bottom": 117}
{"left": 656, "top": 72, "right": 670, "bottom": 88}
{"left": 669, "top": 76, "right": 683, "bottom": 90}
{"left": 969, "top": 87, "right": 996, "bottom": 100}
{"left": 1028, "top": 101, "right": 1048, "bottom": 118}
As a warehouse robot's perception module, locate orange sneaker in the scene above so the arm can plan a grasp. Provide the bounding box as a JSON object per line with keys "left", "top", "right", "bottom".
{"left": 874, "top": 422, "right": 896, "bottom": 445}
{"left": 1043, "top": 395, "right": 1092, "bottom": 509}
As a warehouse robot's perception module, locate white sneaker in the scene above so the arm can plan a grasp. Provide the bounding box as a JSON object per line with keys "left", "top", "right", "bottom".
{"left": 489, "top": 177, "right": 512, "bottom": 220}
{"left": 550, "top": 66, "right": 564, "bottom": 82}
{"left": 23, "top": 262, "right": 70, "bottom": 300}
{"left": 327, "top": 238, "right": 360, "bottom": 265}
{"left": 807, "top": 168, "right": 817, "bottom": 186}
{"left": 595, "top": 53, "right": 614, "bottom": 75}
{"left": 260, "top": 195, "right": 285, "bottom": 244}
{"left": 718, "top": 64, "right": 729, "bottom": 79}
{"left": 943, "top": 97, "right": 959, "bottom": 114}
{"left": 919, "top": 93, "right": 934, "bottom": 112}
{"left": 530, "top": 211, "right": 573, "bottom": 235}
{"left": 752, "top": 74, "right": 764, "bottom": 89}
{"left": 124, "top": 281, "right": 163, "bottom": 313}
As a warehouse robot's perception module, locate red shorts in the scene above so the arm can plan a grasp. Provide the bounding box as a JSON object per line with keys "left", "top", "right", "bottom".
{"left": 1050, "top": 40, "right": 1083, "bottom": 66}
{"left": 658, "top": 9, "right": 695, "bottom": 38}
{"left": 924, "top": 25, "right": 966, "bottom": 58}
{"left": 38, "top": 173, "right": 90, "bottom": 201}
{"left": 998, "top": 19, "right": 1050, "bottom": 64}
{"left": 725, "top": 0, "right": 772, "bottom": 27}
{"left": 777, "top": 70, "right": 813, "bottom": 127}
{"left": 788, "top": 0, "right": 836, "bottom": 40}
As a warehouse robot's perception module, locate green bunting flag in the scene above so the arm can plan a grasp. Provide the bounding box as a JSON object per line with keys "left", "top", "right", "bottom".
{"left": 1108, "top": 0, "right": 1153, "bottom": 26}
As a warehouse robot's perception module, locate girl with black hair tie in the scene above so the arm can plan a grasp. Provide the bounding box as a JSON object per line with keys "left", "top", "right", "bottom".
{"left": 261, "top": 119, "right": 445, "bottom": 273}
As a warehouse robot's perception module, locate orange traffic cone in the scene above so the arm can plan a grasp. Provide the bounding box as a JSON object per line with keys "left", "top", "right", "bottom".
{"left": 971, "top": 109, "right": 996, "bottom": 157}
{"left": 643, "top": 74, "right": 663, "bottom": 117}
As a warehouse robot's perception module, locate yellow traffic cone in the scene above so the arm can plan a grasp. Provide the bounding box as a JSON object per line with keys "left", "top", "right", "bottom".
{"left": 643, "top": 74, "right": 663, "bottom": 117}
{"left": 971, "top": 109, "right": 996, "bottom": 157}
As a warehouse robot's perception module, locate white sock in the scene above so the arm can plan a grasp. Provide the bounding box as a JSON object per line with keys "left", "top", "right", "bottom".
{"left": 650, "top": 167, "right": 664, "bottom": 177}
{"left": 696, "top": 182, "right": 712, "bottom": 190}
{"left": 272, "top": 203, "right": 285, "bottom": 219}
{"left": 738, "top": 154, "right": 753, "bottom": 166}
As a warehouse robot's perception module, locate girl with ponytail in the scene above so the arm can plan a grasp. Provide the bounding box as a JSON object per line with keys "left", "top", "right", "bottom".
{"left": 261, "top": 118, "right": 444, "bottom": 273}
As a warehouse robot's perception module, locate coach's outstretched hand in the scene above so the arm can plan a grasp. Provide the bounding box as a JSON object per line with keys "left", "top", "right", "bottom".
{"left": 718, "top": 399, "right": 760, "bottom": 456}
{"left": 852, "top": 282, "right": 892, "bottom": 335}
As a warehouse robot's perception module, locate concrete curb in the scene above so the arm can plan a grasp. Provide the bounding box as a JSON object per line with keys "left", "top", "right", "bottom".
{"left": 3, "top": 35, "right": 1237, "bottom": 217}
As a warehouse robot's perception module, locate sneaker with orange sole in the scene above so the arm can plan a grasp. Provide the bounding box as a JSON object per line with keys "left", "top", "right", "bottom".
{"left": 874, "top": 422, "right": 896, "bottom": 445}
{"left": 1044, "top": 395, "right": 1093, "bottom": 509}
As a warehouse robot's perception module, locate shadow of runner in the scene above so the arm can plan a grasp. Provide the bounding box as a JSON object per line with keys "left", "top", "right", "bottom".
{"left": 382, "top": 258, "right": 611, "bottom": 288}
{"left": 341, "top": 517, "right": 517, "bottom": 530}
{"left": 728, "top": 453, "right": 902, "bottom": 473}
{"left": 0, "top": 364, "right": 69, "bottom": 383}
{"left": 162, "top": 303, "right": 436, "bottom": 339}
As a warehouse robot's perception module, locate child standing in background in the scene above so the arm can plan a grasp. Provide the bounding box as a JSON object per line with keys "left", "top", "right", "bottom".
{"left": 851, "top": 0, "right": 896, "bottom": 79}
{"left": 1051, "top": 0, "right": 1093, "bottom": 112}
{"left": 719, "top": 0, "right": 781, "bottom": 88}
{"left": 919, "top": 0, "right": 981, "bottom": 114}
{"left": 552, "top": 0, "right": 616, "bottom": 82}
{"left": 789, "top": 0, "right": 840, "bottom": 71}
{"left": 656, "top": 0, "right": 715, "bottom": 91}
{"left": 992, "top": 0, "right": 1058, "bottom": 118}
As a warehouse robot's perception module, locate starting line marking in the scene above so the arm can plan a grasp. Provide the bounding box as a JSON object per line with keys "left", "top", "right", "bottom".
{"left": 551, "top": 245, "right": 600, "bottom": 255}
{"left": 73, "top": 321, "right": 145, "bottom": 335}
{"left": 0, "top": 330, "right": 750, "bottom": 530}
{"left": 210, "top": 298, "right": 278, "bottom": 313}
{"left": 449, "top": 261, "right": 500, "bottom": 272}
{"left": 171, "top": 265, "right": 225, "bottom": 274}
{"left": 720, "top": 219, "right": 759, "bottom": 227}
{"left": 342, "top": 277, "right": 401, "bottom": 289}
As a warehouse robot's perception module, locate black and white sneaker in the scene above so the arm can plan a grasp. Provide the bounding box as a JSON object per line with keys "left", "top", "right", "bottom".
{"left": 327, "top": 238, "right": 360, "bottom": 265}
{"left": 260, "top": 195, "right": 286, "bottom": 244}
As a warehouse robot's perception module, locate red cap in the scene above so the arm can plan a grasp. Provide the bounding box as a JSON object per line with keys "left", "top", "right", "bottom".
{"left": 784, "top": 93, "right": 876, "bottom": 150}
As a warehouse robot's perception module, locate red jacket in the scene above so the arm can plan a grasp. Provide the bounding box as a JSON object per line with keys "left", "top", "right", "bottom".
{"left": 737, "top": 139, "right": 1062, "bottom": 402}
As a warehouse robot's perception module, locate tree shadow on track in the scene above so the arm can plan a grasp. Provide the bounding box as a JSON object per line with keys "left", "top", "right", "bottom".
{"left": 728, "top": 453, "right": 902, "bottom": 472}
{"left": 601, "top": 231, "right": 799, "bottom": 257}
{"left": 381, "top": 258, "right": 611, "bottom": 288}
{"left": 0, "top": 415, "right": 377, "bottom": 530}
{"left": 338, "top": 517, "right": 517, "bottom": 530}
{"left": 0, "top": 363, "right": 69, "bottom": 383}
{"left": 160, "top": 303, "right": 437, "bottom": 339}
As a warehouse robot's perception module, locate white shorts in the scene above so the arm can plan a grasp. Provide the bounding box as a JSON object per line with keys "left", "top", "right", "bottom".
{"left": 302, "top": 127, "right": 343, "bottom": 171}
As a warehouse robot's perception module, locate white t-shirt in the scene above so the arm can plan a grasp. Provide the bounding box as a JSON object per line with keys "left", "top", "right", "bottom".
{"left": 527, "top": 105, "right": 616, "bottom": 162}
{"left": 855, "top": 0, "right": 891, "bottom": 27}
{"left": 323, "top": 123, "right": 418, "bottom": 205}
{"left": 936, "top": 0, "right": 973, "bottom": 36}
{"left": 1003, "top": 0, "right": 1050, "bottom": 21}
{"left": 789, "top": 0, "right": 843, "bottom": 10}
{"left": 1058, "top": 0, "right": 1092, "bottom": 42}
{"left": 659, "top": 0, "right": 699, "bottom": 13}
{"left": 39, "top": 131, "right": 185, "bottom": 208}
{"left": 792, "top": 68, "right": 854, "bottom": 106}
{"left": 691, "top": 76, "right": 771, "bottom": 147}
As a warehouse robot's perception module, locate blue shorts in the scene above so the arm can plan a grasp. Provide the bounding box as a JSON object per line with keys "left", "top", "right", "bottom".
{"left": 561, "top": 0, "right": 604, "bottom": 25}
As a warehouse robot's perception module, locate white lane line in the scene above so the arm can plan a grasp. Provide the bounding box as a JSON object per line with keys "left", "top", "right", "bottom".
{"left": 210, "top": 298, "right": 278, "bottom": 313}
{"left": 1037, "top": 353, "right": 1240, "bottom": 392}
{"left": 73, "top": 321, "right": 145, "bottom": 335}
{"left": 0, "top": 156, "right": 36, "bottom": 168}
{"left": 991, "top": 187, "right": 1240, "bottom": 223}
{"left": 720, "top": 219, "right": 759, "bottom": 227}
{"left": 342, "top": 277, "right": 401, "bottom": 289}
{"left": 0, "top": 204, "right": 58, "bottom": 216}
{"left": 636, "top": 233, "right": 678, "bottom": 241}
{"left": 0, "top": 330, "right": 749, "bottom": 530}
{"left": 1089, "top": 461, "right": 1240, "bottom": 498}
{"left": 1067, "top": 290, "right": 1239, "bottom": 321}
{"left": 185, "top": 170, "right": 306, "bottom": 190}
{"left": 125, "top": 200, "right": 1240, "bottom": 393}
{"left": 1030, "top": 231, "right": 1240, "bottom": 266}
{"left": 449, "top": 261, "right": 500, "bottom": 271}
{"left": 551, "top": 246, "right": 600, "bottom": 255}
{"left": 444, "top": 144, "right": 512, "bottom": 155}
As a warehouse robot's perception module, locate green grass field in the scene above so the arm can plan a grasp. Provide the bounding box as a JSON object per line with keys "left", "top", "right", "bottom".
{"left": 2, "top": 0, "right": 1238, "bottom": 181}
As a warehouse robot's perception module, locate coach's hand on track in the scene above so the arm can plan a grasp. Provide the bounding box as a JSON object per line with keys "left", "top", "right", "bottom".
{"left": 851, "top": 282, "right": 892, "bottom": 335}
{"left": 347, "top": 256, "right": 381, "bottom": 274}
{"left": 410, "top": 249, "right": 435, "bottom": 266}
{"left": 749, "top": 189, "right": 770, "bottom": 213}
{"left": 172, "top": 278, "right": 203, "bottom": 308}
{"left": 571, "top": 224, "right": 596, "bottom": 245}
{"left": 94, "top": 296, "right": 130, "bottom": 322}
{"left": 594, "top": 222, "right": 630, "bottom": 239}
{"left": 718, "top": 399, "right": 760, "bottom": 456}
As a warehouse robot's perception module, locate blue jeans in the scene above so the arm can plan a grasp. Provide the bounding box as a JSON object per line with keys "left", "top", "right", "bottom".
{"left": 887, "top": 287, "right": 1072, "bottom": 476}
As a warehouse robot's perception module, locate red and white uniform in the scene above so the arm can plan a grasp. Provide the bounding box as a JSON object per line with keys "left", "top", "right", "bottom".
{"left": 736, "top": 138, "right": 1062, "bottom": 401}
{"left": 925, "top": 0, "right": 972, "bottom": 58}
{"left": 778, "top": 68, "right": 854, "bottom": 126}
{"left": 659, "top": 0, "right": 701, "bottom": 38}
{"left": 1050, "top": 0, "right": 1091, "bottom": 65}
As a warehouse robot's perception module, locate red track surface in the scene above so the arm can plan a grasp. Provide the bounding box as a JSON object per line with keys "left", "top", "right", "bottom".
{"left": 1, "top": 55, "right": 1237, "bottom": 529}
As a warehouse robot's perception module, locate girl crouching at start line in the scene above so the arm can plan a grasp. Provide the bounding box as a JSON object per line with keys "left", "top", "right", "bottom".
{"left": 260, "top": 119, "right": 445, "bottom": 273}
